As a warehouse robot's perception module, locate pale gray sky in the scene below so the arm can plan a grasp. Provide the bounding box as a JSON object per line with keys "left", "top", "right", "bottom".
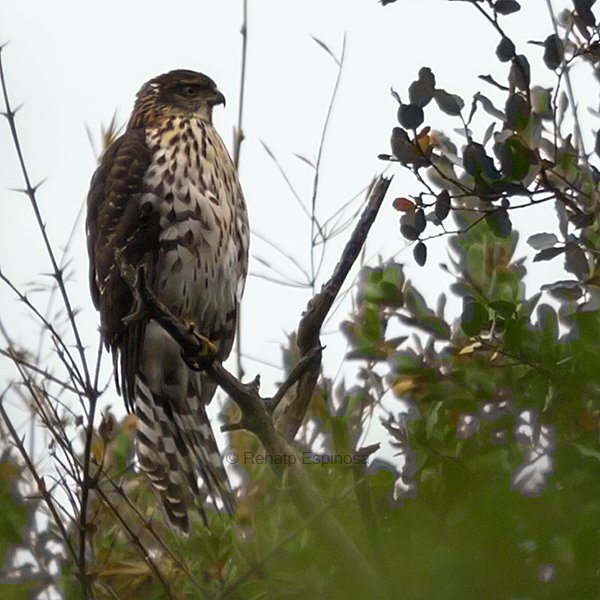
{"left": 0, "top": 1, "right": 580, "bottom": 449}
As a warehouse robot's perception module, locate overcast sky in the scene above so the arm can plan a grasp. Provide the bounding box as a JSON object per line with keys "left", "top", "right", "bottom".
{"left": 0, "top": 1, "right": 583, "bottom": 454}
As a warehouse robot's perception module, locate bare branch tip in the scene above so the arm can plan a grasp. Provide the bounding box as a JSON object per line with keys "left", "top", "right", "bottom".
{"left": 8, "top": 187, "right": 28, "bottom": 196}
{"left": 32, "top": 177, "right": 48, "bottom": 193}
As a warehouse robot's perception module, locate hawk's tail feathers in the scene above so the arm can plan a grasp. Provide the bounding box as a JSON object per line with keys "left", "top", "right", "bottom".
{"left": 134, "top": 374, "right": 233, "bottom": 535}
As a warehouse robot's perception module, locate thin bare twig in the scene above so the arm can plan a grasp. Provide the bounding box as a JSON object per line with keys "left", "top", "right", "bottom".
{"left": 260, "top": 140, "right": 312, "bottom": 220}
{"left": 251, "top": 254, "right": 310, "bottom": 288}
{"left": 0, "top": 348, "right": 80, "bottom": 396}
{"left": 544, "top": 0, "right": 587, "bottom": 163}
{"left": 309, "top": 35, "right": 346, "bottom": 290}
{"left": 233, "top": 0, "right": 249, "bottom": 380}
{"left": 252, "top": 229, "right": 312, "bottom": 283}
{"left": 0, "top": 271, "right": 84, "bottom": 391}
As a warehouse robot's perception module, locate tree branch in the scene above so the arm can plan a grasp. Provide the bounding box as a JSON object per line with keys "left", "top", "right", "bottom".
{"left": 279, "top": 175, "right": 393, "bottom": 440}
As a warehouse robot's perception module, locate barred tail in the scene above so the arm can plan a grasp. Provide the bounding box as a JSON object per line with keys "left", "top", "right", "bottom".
{"left": 134, "top": 373, "right": 233, "bottom": 535}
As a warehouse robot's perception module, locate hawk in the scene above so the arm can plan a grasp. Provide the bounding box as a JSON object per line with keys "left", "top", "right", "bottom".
{"left": 86, "top": 69, "right": 249, "bottom": 534}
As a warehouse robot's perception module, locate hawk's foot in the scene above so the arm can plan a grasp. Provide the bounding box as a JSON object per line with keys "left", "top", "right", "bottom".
{"left": 182, "top": 321, "right": 218, "bottom": 370}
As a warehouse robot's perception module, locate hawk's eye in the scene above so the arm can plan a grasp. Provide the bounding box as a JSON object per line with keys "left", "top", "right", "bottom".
{"left": 177, "top": 84, "right": 200, "bottom": 97}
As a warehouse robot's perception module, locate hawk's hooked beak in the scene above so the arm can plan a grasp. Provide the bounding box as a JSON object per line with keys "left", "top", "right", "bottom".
{"left": 210, "top": 90, "right": 226, "bottom": 108}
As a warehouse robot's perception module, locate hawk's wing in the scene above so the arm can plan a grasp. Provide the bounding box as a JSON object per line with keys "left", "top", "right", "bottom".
{"left": 86, "top": 128, "right": 157, "bottom": 410}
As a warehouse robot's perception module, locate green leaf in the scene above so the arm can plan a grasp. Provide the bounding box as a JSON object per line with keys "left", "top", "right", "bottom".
{"left": 495, "top": 1, "right": 521, "bottom": 15}
{"left": 435, "top": 190, "right": 451, "bottom": 222}
{"left": 497, "top": 135, "right": 533, "bottom": 181}
{"left": 414, "top": 209, "right": 426, "bottom": 234}
{"left": 510, "top": 55, "right": 531, "bottom": 90}
{"left": 492, "top": 271, "right": 520, "bottom": 303}
{"left": 564, "top": 243, "right": 589, "bottom": 279}
{"left": 464, "top": 142, "right": 502, "bottom": 183}
{"left": 527, "top": 232, "right": 559, "bottom": 250}
{"left": 425, "top": 401, "right": 443, "bottom": 439}
{"left": 541, "top": 279, "right": 583, "bottom": 301}
{"left": 413, "top": 241, "right": 427, "bottom": 266}
{"left": 2, "top": 581, "right": 47, "bottom": 600}
{"left": 574, "top": 0, "right": 596, "bottom": 27}
{"left": 398, "top": 103, "right": 425, "bottom": 129}
{"left": 400, "top": 211, "right": 424, "bottom": 240}
{"left": 399, "top": 314, "right": 451, "bottom": 339}
{"left": 489, "top": 300, "right": 516, "bottom": 318}
{"left": 461, "top": 296, "right": 488, "bottom": 336}
{"left": 391, "top": 126, "right": 430, "bottom": 168}
{"left": 503, "top": 317, "right": 524, "bottom": 350}
{"left": 474, "top": 92, "right": 505, "bottom": 120}
{"left": 112, "top": 430, "right": 132, "bottom": 473}
{"left": 533, "top": 246, "right": 565, "bottom": 262}
{"left": 401, "top": 222, "right": 420, "bottom": 241}
{"left": 531, "top": 86, "right": 553, "bottom": 119}
{"left": 363, "top": 267, "right": 403, "bottom": 304}
{"left": 496, "top": 36, "right": 515, "bottom": 62}
{"left": 434, "top": 89, "right": 464, "bottom": 116}
{"left": 478, "top": 74, "right": 510, "bottom": 92}
{"left": 569, "top": 212, "right": 596, "bottom": 229}
{"left": 362, "top": 302, "right": 382, "bottom": 341}
{"left": 486, "top": 210, "right": 512, "bottom": 237}
{"left": 505, "top": 94, "right": 530, "bottom": 132}
{"left": 409, "top": 67, "right": 436, "bottom": 108}
{"left": 543, "top": 33, "right": 564, "bottom": 70}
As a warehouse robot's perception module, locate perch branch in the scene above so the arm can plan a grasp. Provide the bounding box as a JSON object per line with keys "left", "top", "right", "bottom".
{"left": 117, "top": 260, "right": 385, "bottom": 596}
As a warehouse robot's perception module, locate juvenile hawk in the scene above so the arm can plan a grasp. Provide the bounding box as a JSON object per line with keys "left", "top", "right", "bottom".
{"left": 86, "top": 70, "right": 249, "bottom": 534}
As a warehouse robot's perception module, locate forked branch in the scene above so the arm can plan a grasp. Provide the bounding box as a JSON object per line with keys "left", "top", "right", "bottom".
{"left": 279, "top": 175, "right": 392, "bottom": 440}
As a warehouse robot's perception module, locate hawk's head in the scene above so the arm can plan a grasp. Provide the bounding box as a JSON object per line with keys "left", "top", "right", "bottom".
{"left": 129, "top": 69, "right": 226, "bottom": 128}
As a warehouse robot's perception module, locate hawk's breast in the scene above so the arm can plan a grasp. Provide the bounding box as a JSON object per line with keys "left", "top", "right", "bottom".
{"left": 141, "top": 116, "right": 247, "bottom": 334}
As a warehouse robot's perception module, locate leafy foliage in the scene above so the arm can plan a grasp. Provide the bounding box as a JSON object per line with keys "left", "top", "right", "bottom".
{"left": 381, "top": 0, "right": 600, "bottom": 287}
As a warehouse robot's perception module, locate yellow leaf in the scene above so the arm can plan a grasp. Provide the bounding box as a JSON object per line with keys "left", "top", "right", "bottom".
{"left": 392, "top": 377, "right": 417, "bottom": 397}
{"left": 459, "top": 341, "right": 482, "bottom": 355}
{"left": 98, "top": 561, "right": 151, "bottom": 578}
{"left": 91, "top": 435, "right": 104, "bottom": 465}
{"left": 415, "top": 126, "right": 432, "bottom": 152}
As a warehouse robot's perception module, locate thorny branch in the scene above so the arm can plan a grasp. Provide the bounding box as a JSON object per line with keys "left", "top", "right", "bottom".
{"left": 0, "top": 47, "right": 94, "bottom": 393}
{"left": 0, "top": 46, "right": 99, "bottom": 598}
